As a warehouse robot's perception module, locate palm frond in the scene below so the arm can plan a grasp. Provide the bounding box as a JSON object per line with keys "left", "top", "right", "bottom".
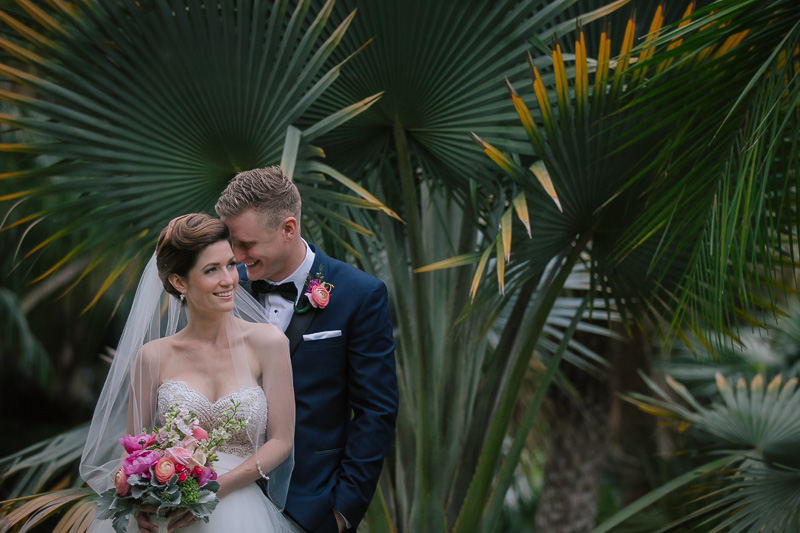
{"left": 0, "top": 286, "right": 49, "bottom": 386}
{"left": 0, "top": 424, "right": 88, "bottom": 498}
{"left": 623, "top": 372, "right": 800, "bottom": 532}
{"left": 0, "top": 0, "right": 383, "bottom": 306}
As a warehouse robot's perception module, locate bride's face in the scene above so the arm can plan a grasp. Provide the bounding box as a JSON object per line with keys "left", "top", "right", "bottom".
{"left": 175, "top": 240, "right": 239, "bottom": 313}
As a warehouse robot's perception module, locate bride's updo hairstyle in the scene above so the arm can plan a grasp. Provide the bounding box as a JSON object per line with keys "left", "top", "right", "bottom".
{"left": 155, "top": 213, "right": 230, "bottom": 299}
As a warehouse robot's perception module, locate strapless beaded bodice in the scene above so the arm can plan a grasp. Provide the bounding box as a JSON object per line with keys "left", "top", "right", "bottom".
{"left": 157, "top": 379, "right": 267, "bottom": 458}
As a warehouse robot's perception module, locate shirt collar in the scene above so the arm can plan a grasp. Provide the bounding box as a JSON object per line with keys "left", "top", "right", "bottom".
{"left": 272, "top": 239, "right": 315, "bottom": 300}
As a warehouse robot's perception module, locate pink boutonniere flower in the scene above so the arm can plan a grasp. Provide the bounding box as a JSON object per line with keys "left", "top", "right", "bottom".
{"left": 296, "top": 266, "right": 333, "bottom": 313}
{"left": 306, "top": 279, "right": 333, "bottom": 309}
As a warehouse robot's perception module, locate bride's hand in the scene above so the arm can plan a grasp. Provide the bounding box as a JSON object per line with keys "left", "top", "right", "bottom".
{"left": 214, "top": 473, "right": 231, "bottom": 499}
{"left": 166, "top": 508, "right": 198, "bottom": 531}
{"left": 134, "top": 505, "right": 158, "bottom": 532}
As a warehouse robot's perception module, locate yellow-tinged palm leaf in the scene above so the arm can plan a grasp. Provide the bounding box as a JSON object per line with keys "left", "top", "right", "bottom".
{"left": 413, "top": 251, "right": 483, "bottom": 274}
{"left": 54, "top": 499, "right": 96, "bottom": 533}
{"left": 505, "top": 78, "right": 544, "bottom": 154}
{"left": 470, "top": 245, "right": 493, "bottom": 302}
{"left": 304, "top": 161, "right": 401, "bottom": 221}
{"left": 574, "top": 29, "right": 589, "bottom": 119}
{"left": 468, "top": 133, "right": 525, "bottom": 181}
{"left": 81, "top": 260, "right": 130, "bottom": 314}
{"left": 500, "top": 207, "right": 513, "bottom": 262}
{"left": 529, "top": 160, "right": 562, "bottom": 212}
{"left": 30, "top": 244, "right": 84, "bottom": 284}
{"left": 712, "top": 30, "right": 750, "bottom": 60}
{"left": 1, "top": 488, "right": 93, "bottom": 531}
{"left": 552, "top": 42, "right": 571, "bottom": 124}
{"left": 15, "top": 0, "right": 68, "bottom": 37}
{"left": 0, "top": 0, "right": 383, "bottom": 299}
{"left": 512, "top": 192, "right": 531, "bottom": 238}
{"left": 528, "top": 52, "right": 555, "bottom": 132}
{"left": 610, "top": 15, "right": 636, "bottom": 98}
{"left": 495, "top": 238, "right": 505, "bottom": 295}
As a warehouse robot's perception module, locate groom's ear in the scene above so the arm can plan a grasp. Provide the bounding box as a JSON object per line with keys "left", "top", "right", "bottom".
{"left": 169, "top": 273, "right": 186, "bottom": 294}
{"left": 280, "top": 216, "right": 297, "bottom": 241}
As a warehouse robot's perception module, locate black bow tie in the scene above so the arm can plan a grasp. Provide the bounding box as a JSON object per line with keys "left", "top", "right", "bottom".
{"left": 251, "top": 280, "right": 297, "bottom": 302}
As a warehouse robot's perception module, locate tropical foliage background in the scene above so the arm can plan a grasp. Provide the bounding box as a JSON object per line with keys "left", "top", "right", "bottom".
{"left": 2, "top": 0, "right": 800, "bottom": 532}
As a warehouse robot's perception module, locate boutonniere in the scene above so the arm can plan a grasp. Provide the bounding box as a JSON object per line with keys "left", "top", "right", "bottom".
{"left": 293, "top": 266, "right": 334, "bottom": 314}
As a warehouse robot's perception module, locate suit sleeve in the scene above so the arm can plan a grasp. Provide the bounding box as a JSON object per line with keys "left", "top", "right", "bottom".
{"left": 332, "top": 281, "right": 398, "bottom": 526}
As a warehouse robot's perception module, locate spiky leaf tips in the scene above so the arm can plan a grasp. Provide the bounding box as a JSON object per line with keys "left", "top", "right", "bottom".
{"left": 474, "top": 2, "right": 800, "bottom": 342}
{"left": 0, "top": 0, "right": 381, "bottom": 305}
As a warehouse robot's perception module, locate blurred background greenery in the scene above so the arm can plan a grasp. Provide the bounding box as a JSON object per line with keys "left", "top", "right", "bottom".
{"left": 2, "top": 0, "right": 800, "bottom": 531}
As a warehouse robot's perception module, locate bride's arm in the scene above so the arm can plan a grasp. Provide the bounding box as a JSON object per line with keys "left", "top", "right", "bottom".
{"left": 216, "top": 325, "right": 294, "bottom": 498}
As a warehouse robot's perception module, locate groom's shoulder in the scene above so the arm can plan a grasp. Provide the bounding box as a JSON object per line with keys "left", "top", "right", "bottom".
{"left": 316, "top": 248, "right": 384, "bottom": 291}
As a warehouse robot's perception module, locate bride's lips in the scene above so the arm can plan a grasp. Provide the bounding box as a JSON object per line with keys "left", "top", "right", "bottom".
{"left": 214, "top": 290, "right": 234, "bottom": 299}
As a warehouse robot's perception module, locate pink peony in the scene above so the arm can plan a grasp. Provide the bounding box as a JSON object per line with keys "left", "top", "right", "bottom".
{"left": 191, "top": 426, "right": 209, "bottom": 441}
{"left": 112, "top": 466, "right": 130, "bottom": 497}
{"left": 306, "top": 282, "right": 330, "bottom": 308}
{"left": 119, "top": 433, "right": 156, "bottom": 454}
{"left": 165, "top": 446, "right": 193, "bottom": 466}
{"left": 153, "top": 457, "right": 176, "bottom": 484}
{"left": 194, "top": 465, "right": 217, "bottom": 487}
{"left": 122, "top": 449, "right": 160, "bottom": 476}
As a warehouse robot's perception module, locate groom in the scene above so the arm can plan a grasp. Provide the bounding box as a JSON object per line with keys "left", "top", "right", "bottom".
{"left": 216, "top": 167, "right": 398, "bottom": 533}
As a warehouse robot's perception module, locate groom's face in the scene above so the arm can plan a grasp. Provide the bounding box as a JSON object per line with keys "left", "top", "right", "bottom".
{"left": 222, "top": 208, "right": 293, "bottom": 282}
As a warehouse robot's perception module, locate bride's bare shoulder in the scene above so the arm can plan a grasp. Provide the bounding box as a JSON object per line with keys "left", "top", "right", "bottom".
{"left": 138, "top": 337, "right": 172, "bottom": 362}
{"left": 238, "top": 320, "right": 286, "bottom": 348}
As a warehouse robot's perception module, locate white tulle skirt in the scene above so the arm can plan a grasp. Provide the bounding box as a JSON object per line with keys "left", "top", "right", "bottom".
{"left": 87, "top": 452, "right": 303, "bottom": 533}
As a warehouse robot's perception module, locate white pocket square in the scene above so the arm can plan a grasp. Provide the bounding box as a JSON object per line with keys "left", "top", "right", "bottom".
{"left": 303, "top": 330, "right": 342, "bottom": 341}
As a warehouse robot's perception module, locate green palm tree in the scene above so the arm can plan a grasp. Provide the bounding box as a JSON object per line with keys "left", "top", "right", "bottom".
{"left": 446, "top": 1, "right": 799, "bottom": 530}
{"left": 0, "top": 0, "right": 393, "bottom": 309}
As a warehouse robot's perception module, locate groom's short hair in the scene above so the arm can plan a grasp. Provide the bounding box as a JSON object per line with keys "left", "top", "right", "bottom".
{"left": 215, "top": 166, "right": 301, "bottom": 229}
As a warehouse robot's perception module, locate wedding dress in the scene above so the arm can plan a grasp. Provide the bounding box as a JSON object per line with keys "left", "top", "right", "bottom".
{"left": 88, "top": 379, "right": 302, "bottom": 533}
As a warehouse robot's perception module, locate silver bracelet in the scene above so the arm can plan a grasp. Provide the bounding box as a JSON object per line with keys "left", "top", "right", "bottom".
{"left": 256, "top": 457, "right": 270, "bottom": 481}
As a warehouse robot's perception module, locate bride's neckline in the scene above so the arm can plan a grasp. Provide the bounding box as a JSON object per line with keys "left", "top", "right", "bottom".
{"left": 159, "top": 378, "right": 264, "bottom": 405}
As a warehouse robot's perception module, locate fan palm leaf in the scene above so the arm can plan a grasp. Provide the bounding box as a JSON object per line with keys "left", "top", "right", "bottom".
{"left": 0, "top": 0, "right": 391, "bottom": 308}
{"left": 615, "top": 0, "right": 800, "bottom": 339}
{"left": 621, "top": 373, "right": 800, "bottom": 532}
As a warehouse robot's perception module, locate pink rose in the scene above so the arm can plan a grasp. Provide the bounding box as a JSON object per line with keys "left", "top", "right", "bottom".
{"left": 179, "top": 435, "right": 198, "bottom": 451}
{"left": 178, "top": 471, "right": 188, "bottom": 482}
{"left": 154, "top": 457, "right": 176, "bottom": 484}
{"left": 191, "top": 426, "right": 209, "bottom": 441}
{"left": 122, "top": 449, "right": 160, "bottom": 476}
{"left": 119, "top": 433, "right": 156, "bottom": 454}
{"left": 306, "top": 282, "right": 330, "bottom": 308}
{"left": 112, "top": 466, "right": 130, "bottom": 497}
{"left": 166, "top": 446, "right": 193, "bottom": 466}
{"left": 189, "top": 449, "right": 207, "bottom": 469}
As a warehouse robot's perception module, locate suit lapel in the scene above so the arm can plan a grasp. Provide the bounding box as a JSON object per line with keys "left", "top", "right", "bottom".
{"left": 285, "top": 245, "right": 326, "bottom": 355}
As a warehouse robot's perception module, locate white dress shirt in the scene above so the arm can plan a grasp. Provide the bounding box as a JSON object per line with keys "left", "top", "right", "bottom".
{"left": 258, "top": 240, "right": 315, "bottom": 332}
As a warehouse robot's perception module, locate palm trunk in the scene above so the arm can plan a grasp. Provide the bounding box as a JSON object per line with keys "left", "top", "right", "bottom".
{"left": 535, "top": 365, "right": 610, "bottom": 533}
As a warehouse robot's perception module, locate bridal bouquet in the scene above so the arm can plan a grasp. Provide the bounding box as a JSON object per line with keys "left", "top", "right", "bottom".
{"left": 95, "top": 401, "right": 246, "bottom": 533}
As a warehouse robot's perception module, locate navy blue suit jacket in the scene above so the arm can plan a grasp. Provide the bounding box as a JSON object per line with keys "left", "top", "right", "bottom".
{"left": 240, "top": 244, "right": 398, "bottom": 533}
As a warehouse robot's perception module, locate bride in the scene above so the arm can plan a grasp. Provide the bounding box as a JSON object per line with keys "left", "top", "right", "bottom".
{"left": 80, "top": 213, "right": 302, "bottom": 533}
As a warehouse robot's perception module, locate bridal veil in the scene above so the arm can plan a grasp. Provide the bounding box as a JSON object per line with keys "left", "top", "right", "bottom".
{"left": 79, "top": 254, "right": 294, "bottom": 510}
